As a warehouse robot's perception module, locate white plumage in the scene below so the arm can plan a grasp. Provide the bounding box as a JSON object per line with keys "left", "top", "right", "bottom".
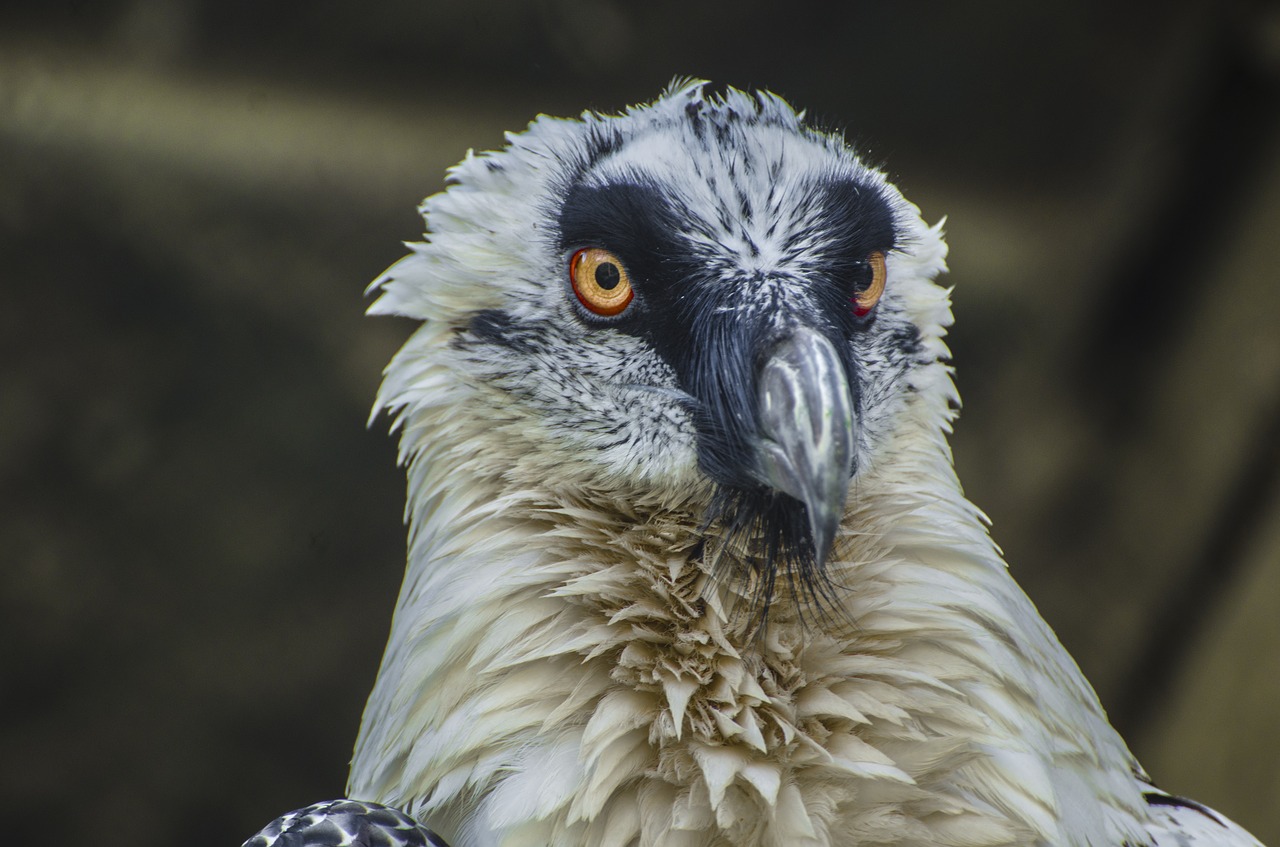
{"left": 332, "top": 82, "right": 1263, "bottom": 847}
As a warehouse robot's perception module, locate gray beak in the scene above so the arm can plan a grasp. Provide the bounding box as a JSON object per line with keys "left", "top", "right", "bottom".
{"left": 753, "top": 326, "right": 856, "bottom": 568}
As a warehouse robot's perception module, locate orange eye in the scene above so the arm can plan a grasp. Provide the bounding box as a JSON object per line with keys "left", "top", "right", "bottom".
{"left": 570, "top": 248, "right": 633, "bottom": 316}
{"left": 853, "top": 251, "right": 886, "bottom": 316}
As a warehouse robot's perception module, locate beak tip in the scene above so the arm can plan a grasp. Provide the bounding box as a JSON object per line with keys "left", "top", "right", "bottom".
{"left": 807, "top": 505, "right": 840, "bottom": 571}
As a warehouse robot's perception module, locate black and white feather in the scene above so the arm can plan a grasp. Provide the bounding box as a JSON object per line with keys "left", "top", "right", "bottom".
{"left": 243, "top": 82, "right": 1265, "bottom": 847}
{"left": 242, "top": 800, "right": 450, "bottom": 847}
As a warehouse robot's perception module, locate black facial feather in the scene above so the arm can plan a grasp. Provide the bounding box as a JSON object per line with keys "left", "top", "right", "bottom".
{"left": 466, "top": 309, "right": 536, "bottom": 352}
{"left": 555, "top": 165, "right": 899, "bottom": 630}
{"left": 557, "top": 180, "right": 686, "bottom": 309}
{"left": 579, "top": 124, "right": 625, "bottom": 173}
{"left": 810, "top": 178, "right": 898, "bottom": 310}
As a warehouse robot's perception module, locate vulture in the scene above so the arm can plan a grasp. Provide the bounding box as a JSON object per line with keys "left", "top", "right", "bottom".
{"left": 244, "top": 82, "right": 1264, "bottom": 847}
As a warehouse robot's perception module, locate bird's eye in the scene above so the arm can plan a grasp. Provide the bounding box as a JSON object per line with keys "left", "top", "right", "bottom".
{"left": 852, "top": 251, "right": 887, "bottom": 317}
{"left": 570, "top": 248, "right": 634, "bottom": 317}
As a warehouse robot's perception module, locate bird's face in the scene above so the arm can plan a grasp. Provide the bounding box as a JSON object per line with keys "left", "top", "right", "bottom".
{"left": 373, "top": 83, "right": 949, "bottom": 621}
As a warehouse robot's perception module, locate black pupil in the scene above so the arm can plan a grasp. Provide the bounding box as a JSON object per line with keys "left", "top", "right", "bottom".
{"left": 594, "top": 262, "right": 621, "bottom": 290}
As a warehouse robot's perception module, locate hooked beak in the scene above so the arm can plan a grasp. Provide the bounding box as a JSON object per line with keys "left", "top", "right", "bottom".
{"left": 753, "top": 326, "right": 856, "bottom": 568}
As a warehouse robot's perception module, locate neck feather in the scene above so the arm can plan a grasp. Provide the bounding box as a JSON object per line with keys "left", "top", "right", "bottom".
{"left": 349, "top": 337, "right": 1150, "bottom": 847}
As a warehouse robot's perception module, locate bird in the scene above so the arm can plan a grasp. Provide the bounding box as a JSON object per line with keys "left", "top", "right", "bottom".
{"left": 243, "top": 81, "right": 1265, "bottom": 847}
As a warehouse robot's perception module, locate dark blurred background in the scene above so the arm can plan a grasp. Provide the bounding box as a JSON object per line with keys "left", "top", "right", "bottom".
{"left": 3, "top": 2, "right": 1279, "bottom": 845}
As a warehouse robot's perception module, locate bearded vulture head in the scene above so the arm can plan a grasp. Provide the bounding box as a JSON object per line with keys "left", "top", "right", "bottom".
{"left": 243, "top": 82, "right": 1263, "bottom": 847}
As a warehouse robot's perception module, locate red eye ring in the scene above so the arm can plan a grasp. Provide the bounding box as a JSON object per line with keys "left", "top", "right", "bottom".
{"left": 570, "top": 248, "right": 634, "bottom": 316}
